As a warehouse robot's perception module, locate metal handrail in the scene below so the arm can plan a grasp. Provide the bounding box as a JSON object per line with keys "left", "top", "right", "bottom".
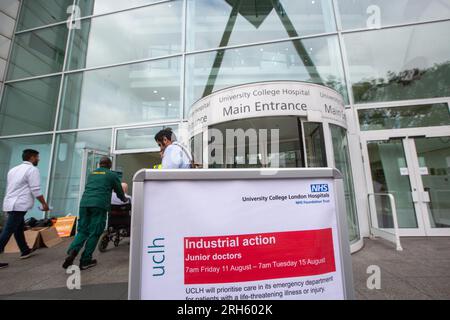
{"left": 367, "top": 193, "right": 403, "bottom": 251}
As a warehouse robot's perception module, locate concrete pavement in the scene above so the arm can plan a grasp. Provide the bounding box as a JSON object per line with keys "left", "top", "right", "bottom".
{"left": 0, "top": 237, "right": 129, "bottom": 300}
{"left": 352, "top": 237, "right": 450, "bottom": 300}
{"left": 1, "top": 236, "right": 450, "bottom": 300}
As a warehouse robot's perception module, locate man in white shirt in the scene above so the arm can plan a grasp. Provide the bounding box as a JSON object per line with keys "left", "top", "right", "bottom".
{"left": 0, "top": 149, "right": 50, "bottom": 268}
{"left": 154, "top": 128, "right": 192, "bottom": 169}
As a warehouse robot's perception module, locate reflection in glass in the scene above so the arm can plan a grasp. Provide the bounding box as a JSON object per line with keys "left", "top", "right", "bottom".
{"left": 116, "top": 125, "right": 177, "bottom": 151}
{"left": 209, "top": 116, "right": 303, "bottom": 168}
{"left": 359, "top": 103, "right": 450, "bottom": 131}
{"left": 186, "top": 37, "right": 347, "bottom": 110}
{"left": 59, "top": 57, "right": 181, "bottom": 129}
{"left": 0, "top": 135, "right": 52, "bottom": 219}
{"left": 190, "top": 133, "right": 203, "bottom": 167}
{"left": 187, "top": 0, "right": 335, "bottom": 51}
{"left": 304, "top": 122, "right": 327, "bottom": 167}
{"left": 48, "top": 129, "right": 111, "bottom": 217}
{"left": 330, "top": 125, "right": 359, "bottom": 242}
{"left": 0, "top": 76, "right": 61, "bottom": 135}
{"left": 337, "top": 0, "right": 450, "bottom": 30}
{"left": 414, "top": 137, "right": 450, "bottom": 228}
{"left": 17, "top": 0, "right": 74, "bottom": 31}
{"left": 77, "top": 0, "right": 164, "bottom": 17}
{"left": 7, "top": 25, "right": 68, "bottom": 80}
{"left": 367, "top": 139, "right": 418, "bottom": 228}
{"left": 66, "top": 2, "right": 182, "bottom": 70}
{"left": 345, "top": 21, "right": 450, "bottom": 103}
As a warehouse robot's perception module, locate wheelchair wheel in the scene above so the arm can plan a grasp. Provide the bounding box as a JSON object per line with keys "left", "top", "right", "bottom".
{"left": 114, "top": 237, "right": 120, "bottom": 247}
{"left": 98, "top": 232, "right": 110, "bottom": 252}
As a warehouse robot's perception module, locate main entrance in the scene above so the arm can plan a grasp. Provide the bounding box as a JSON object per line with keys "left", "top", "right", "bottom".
{"left": 362, "top": 128, "right": 450, "bottom": 236}
{"left": 187, "top": 81, "right": 363, "bottom": 250}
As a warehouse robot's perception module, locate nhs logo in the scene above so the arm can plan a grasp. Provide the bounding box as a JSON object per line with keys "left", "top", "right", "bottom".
{"left": 310, "top": 184, "right": 329, "bottom": 192}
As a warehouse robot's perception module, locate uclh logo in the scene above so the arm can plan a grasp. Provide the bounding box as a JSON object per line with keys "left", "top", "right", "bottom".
{"left": 310, "top": 184, "right": 329, "bottom": 193}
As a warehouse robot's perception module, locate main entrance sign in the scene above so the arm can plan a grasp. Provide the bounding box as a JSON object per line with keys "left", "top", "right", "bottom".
{"left": 129, "top": 168, "right": 354, "bottom": 300}
{"left": 188, "top": 81, "right": 347, "bottom": 136}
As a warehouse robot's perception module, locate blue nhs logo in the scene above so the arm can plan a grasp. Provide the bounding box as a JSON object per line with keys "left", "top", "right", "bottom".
{"left": 310, "top": 184, "right": 329, "bottom": 192}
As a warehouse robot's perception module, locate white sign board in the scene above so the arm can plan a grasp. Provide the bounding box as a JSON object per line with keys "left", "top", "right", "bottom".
{"left": 129, "top": 169, "right": 354, "bottom": 300}
{"left": 188, "top": 81, "right": 347, "bottom": 136}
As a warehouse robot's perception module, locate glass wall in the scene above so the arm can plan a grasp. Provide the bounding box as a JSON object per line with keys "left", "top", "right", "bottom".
{"left": 337, "top": 0, "right": 450, "bottom": 30}
{"left": 0, "top": 135, "right": 52, "bottom": 219}
{"left": 48, "top": 129, "right": 111, "bottom": 217}
{"left": 345, "top": 21, "right": 450, "bottom": 103}
{"left": 7, "top": 24, "right": 68, "bottom": 80}
{"left": 359, "top": 103, "right": 450, "bottom": 131}
{"left": 2, "top": 0, "right": 449, "bottom": 240}
{"left": 187, "top": 0, "right": 336, "bottom": 51}
{"left": 17, "top": 0, "right": 74, "bottom": 31}
{"left": 330, "top": 124, "right": 360, "bottom": 242}
{"left": 59, "top": 57, "right": 181, "bottom": 129}
{"left": 304, "top": 122, "right": 327, "bottom": 167}
{"left": 116, "top": 125, "right": 178, "bottom": 152}
{"left": 0, "top": 76, "right": 61, "bottom": 135}
{"left": 77, "top": 0, "right": 164, "bottom": 17}
{"left": 186, "top": 36, "right": 347, "bottom": 109}
{"left": 66, "top": 1, "right": 182, "bottom": 70}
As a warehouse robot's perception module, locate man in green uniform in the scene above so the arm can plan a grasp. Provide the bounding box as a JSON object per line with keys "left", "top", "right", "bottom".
{"left": 62, "top": 157, "right": 128, "bottom": 270}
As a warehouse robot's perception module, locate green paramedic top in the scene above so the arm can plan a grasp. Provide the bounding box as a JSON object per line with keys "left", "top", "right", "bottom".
{"left": 80, "top": 167, "right": 126, "bottom": 211}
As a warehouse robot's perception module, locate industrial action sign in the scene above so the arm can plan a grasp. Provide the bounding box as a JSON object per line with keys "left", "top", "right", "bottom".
{"left": 129, "top": 169, "right": 354, "bottom": 300}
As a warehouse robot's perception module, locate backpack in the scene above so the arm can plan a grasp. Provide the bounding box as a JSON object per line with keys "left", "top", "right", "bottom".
{"left": 172, "top": 142, "right": 198, "bottom": 169}
{"left": 25, "top": 217, "right": 38, "bottom": 228}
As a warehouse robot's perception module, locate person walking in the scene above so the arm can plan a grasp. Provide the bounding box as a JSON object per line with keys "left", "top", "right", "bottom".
{"left": 62, "top": 157, "right": 128, "bottom": 270}
{"left": 154, "top": 128, "right": 193, "bottom": 169}
{"left": 0, "top": 149, "right": 50, "bottom": 269}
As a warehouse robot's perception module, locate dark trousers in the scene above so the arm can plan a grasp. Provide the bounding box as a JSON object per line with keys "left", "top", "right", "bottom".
{"left": 67, "top": 207, "right": 107, "bottom": 264}
{"left": 0, "top": 211, "right": 30, "bottom": 254}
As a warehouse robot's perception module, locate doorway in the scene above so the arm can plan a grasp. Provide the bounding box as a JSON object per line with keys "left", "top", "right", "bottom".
{"left": 79, "top": 148, "right": 111, "bottom": 203}
{"left": 208, "top": 116, "right": 328, "bottom": 168}
{"left": 362, "top": 133, "right": 450, "bottom": 236}
{"left": 114, "top": 152, "right": 161, "bottom": 194}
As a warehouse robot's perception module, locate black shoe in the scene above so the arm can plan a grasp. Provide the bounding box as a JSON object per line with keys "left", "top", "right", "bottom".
{"left": 62, "top": 250, "right": 78, "bottom": 269}
{"left": 20, "top": 248, "right": 37, "bottom": 260}
{"left": 0, "top": 263, "right": 8, "bottom": 269}
{"left": 80, "top": 259, "right": 97, "bottom": 270}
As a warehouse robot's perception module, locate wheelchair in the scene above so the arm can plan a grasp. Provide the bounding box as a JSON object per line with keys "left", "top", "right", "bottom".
{"left": 98, "top": 203, "right": 131, "bottom": 252}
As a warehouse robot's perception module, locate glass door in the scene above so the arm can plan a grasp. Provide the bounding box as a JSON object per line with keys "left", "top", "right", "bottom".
{"left": 364, "top": 138, "right": 424, "bottom": 235}
{"left": 409, "top": 136, "right": 450, "bottom": 236}
{"left": 79, "top": 149, "right": 112, "bottom": 198}
{"left": 363, "top": 135, "right": 450, "bottom": 236}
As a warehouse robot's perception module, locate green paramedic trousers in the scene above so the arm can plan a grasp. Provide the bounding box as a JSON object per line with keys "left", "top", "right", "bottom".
{"left": 67, "top": 207, "right": 107, "bottom": 264}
